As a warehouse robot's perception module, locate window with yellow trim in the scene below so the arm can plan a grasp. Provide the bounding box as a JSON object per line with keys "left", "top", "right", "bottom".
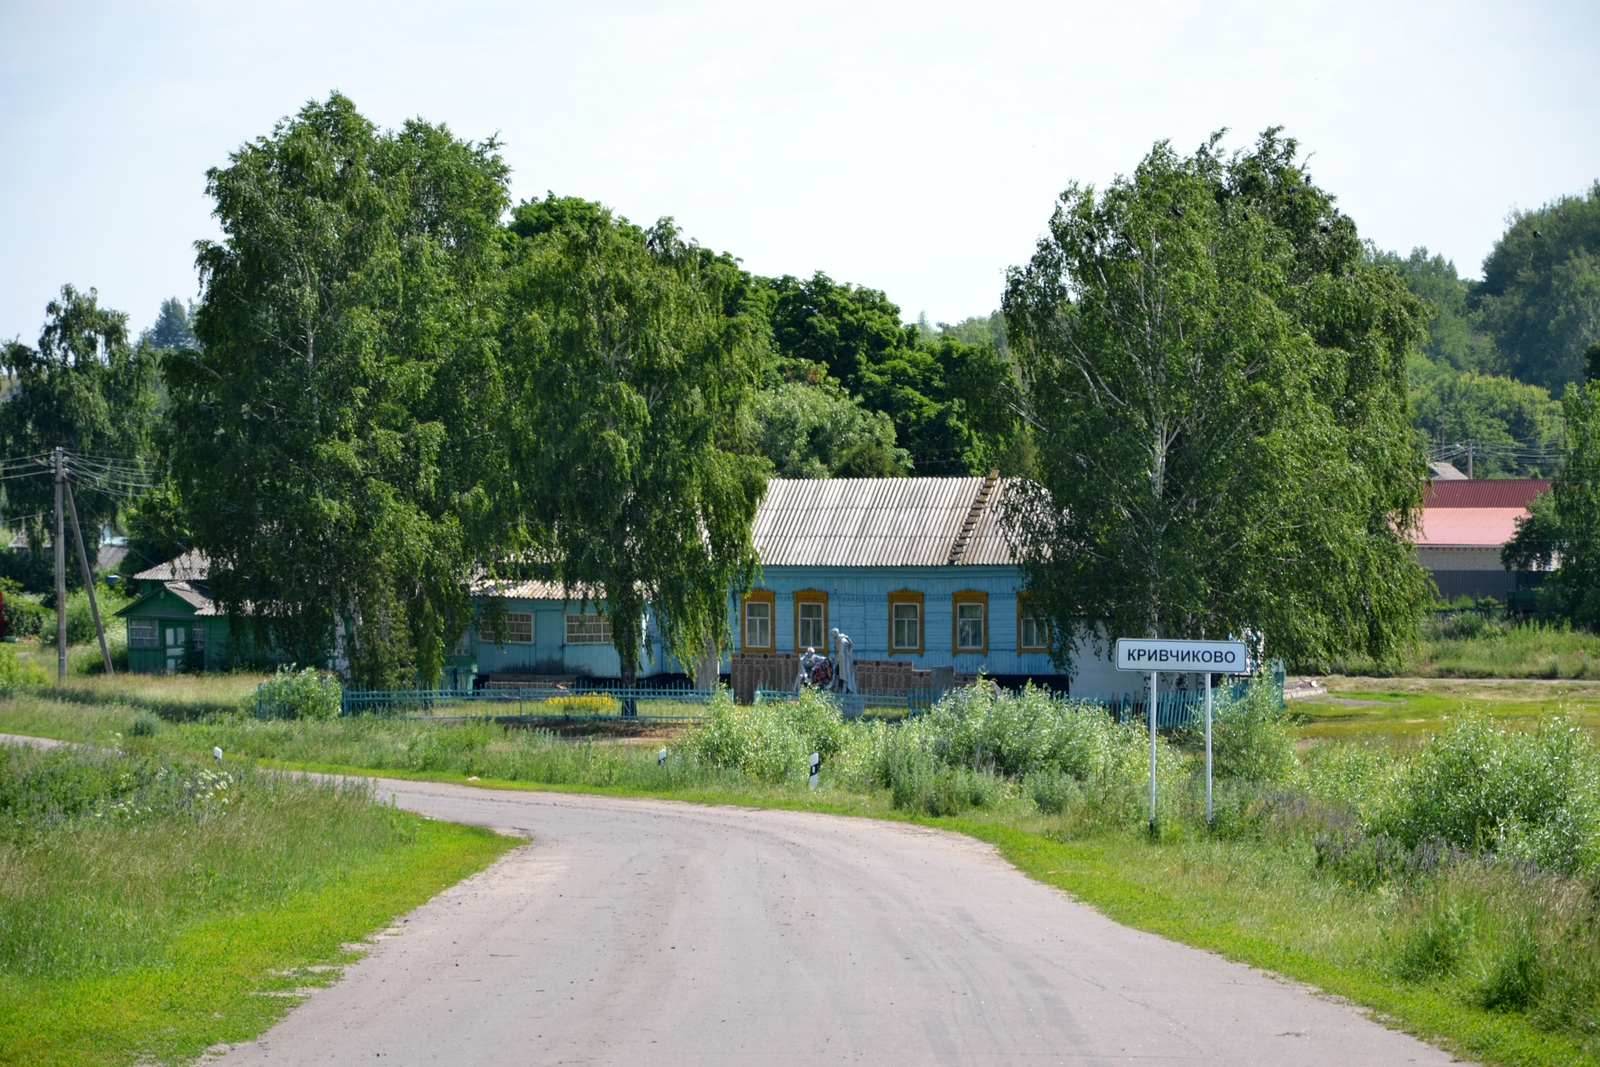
{"left": 742, "top": 590, "right": 775, "bottom": 651}
{"left": 793, "top": 590, "right": 828, "bottom": 652}
{"left": 888, "top": 590, "right": 923, "bottom": 654}
{"left": 952, "top": 591, "right": 987, "bottom": 654}
{"left": 1018, "top": 593, "right": 1050, "bottom": 652}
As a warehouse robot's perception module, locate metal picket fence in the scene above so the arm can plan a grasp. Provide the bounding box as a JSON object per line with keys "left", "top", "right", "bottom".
{"left": 753, "top": 686, "right": 937, "bottom": 719}
{"left": 1070, "top": 677, "right": 1276, "bottom": 729}
{"left": 333, "top": 684, "right": 711, "bottom": 723}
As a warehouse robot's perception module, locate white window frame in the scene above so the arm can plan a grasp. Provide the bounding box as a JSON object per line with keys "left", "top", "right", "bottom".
{"left": 129, "top": 619, "right": 158, "bottom": 649}
{"left": 892, "top": 602, "right": 921, "bottom": 653}
{"left": 797, "top": 601, "right": 825, "bottom": 650}
{"left": 744, "top": 600, "right": 772, "bottom": 651}
{"left": 956, "top": 602, "right": 985, "bottom": 652}
{"left": 504, "top": 611, "right": 534, "bottom": 644}
{"left": 565, "top": 613, "right": 612, "bottom": 645}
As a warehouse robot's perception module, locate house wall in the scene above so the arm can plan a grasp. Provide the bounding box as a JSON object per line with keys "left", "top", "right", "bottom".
{"left": 124, "top": 615, "right": 231, "bottom": 673}
{"left": 471, "top": 599, "right": 671, "bottom": 679}
{"left": 735, "top": 564, "right": 1125, "bottom": 694}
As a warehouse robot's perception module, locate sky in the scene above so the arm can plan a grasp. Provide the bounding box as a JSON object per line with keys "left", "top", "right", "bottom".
{"left": 2, "top": 0, "right": 1598, "bottom": 343}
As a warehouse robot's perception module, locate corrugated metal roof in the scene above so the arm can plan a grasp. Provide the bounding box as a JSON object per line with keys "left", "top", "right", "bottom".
{"left": 1424, "top": 480, "right": 1549, "bottom": 509}
{"left": 752, "top": 477, "right": 1017, "bottom": 567}
{"left": 166, "top": 581, "right": 220, "bottom": 616}
{"left": 1416, "top": 508, "right": 1529, "bottom": 548}
{"left": 134, "top": 550, "right": 209, "bottom": 582}
{"left": 470, "top": 578, "right": 603, "bottom": 602}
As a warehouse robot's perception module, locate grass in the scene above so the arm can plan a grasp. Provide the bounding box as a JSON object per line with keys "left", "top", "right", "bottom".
{"left": 0, "top": 741, "right": 515, "bottom": 1067}
{"left": 1332, "top": 618, "right": 1600, "bottom": 680}
{"left": 5, "top": 669, "right": 1600, "bottom": 1066}
{"left": 1293, "top": 677, "right": 1600, "bottom": 745}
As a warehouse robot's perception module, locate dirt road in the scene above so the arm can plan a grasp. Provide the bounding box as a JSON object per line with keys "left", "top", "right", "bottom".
{"left": 204, "top": 778, "right": 1463, "bottom": 1066}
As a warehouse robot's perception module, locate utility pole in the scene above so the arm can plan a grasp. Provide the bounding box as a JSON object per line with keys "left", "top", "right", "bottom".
{"left": 53, "top": 446, "right": 66, "bottom": 681}
{"left": 1467, "top": 440, "right": 1474, "bottom": 480}
{"left": 65, "top": 480, "right": 113, "bottom": 676}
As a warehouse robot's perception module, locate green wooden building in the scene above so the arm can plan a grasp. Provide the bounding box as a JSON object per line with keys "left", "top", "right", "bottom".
{"left": 115, "top": 551, "right": 232, "bottom": 673}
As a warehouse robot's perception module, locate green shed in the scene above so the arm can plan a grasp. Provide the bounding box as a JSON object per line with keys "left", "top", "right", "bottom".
{"left": 114, "top": 551, "right": 231, "bottom": 673}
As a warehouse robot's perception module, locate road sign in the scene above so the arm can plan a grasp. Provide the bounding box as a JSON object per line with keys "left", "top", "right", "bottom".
{"left": 1114, "top": 638, "right": 1247, "bottom": 672}
{"left": 1114, "top": 637, "right": 1249, "bottom": 832}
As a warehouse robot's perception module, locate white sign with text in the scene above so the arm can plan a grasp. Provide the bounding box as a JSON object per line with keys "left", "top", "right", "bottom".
{"left": 1114, "top": 638, "right": 1248, "bottom": 672}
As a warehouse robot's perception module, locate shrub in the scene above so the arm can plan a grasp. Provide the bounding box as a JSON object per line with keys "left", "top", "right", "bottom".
{"left": 1027, "top": 769, "right": 1077, "bottom": 814}
{"left": 1395, "top": 897, "right": 1474, "bottom": 982}
{"left": 1375, "top": 715, "right": 1600, "bottom": 873}
{"left": 37, "top": 590, "right": 130, "bottom": 647}
{"left": 128, "top": 712, "right": 162, "bottom": 737}
{"left": 1189, "top": 680, "right": 1299, "bottom": 784}
{"left": 678, "top": 687, "right": 846, "bottom": 784}
{"left": 1, "top": 592, "right": 48, "bottom": 639}
{"left": 917, "top": 682, "right": 1170, "bottom": 784}
{"left": 0, "top": 643, "right": 47, "bottom": 692}
{"left": 253, "top": 666, "right": 343, "bottom": 721}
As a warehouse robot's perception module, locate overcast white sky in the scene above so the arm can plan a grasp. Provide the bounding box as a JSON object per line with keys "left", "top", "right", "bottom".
{"left": 2, "top": 0, "right": 1597, "bottom": 342}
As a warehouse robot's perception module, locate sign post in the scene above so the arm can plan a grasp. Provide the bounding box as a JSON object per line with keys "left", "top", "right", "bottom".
{"left": 1115, "top": 638, "right": 1248, "bottom": 831}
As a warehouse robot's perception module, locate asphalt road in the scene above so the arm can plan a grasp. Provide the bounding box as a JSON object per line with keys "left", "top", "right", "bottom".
{"left": 202, "top": 778, "right": 1461, "bottom": 1066}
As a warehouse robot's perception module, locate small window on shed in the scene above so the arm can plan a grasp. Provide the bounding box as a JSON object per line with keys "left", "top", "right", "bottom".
{"left": 129, "top": 619, "right": 158, "bottom": 649}
{"left": 191, "top": 622, "right": 206, "bottom": 650}
{"left": 566, "top": 613, "right": 612, "bottom": 644}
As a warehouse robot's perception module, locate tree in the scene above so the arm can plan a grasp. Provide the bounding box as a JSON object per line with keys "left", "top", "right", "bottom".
{"left": 498, "top": 196, "right": 769, "bottom": 685}
{"left": 742, "top": 380, "right": 909, "bottom": 478}
{"left": 0, "top": 285, "right": 157, "bottom": 552}
{"left": 1410, "top": 368, "right": 1561, "bottom": 478}
{"left": 1503, "top": 343, "right": 1600, "bottom": 627}
{"left": 141, "top": 298, "right": 198, "bottom": 351}
{"left": 1002, "top": 130, "right": 1432, "bottom": 673}
{"left": 167, "top": 93, "right": 509, "bottom": 686}
{"left": 1477, "top": 183, "right": 1600, "bottom": 391}
{"left": 763, "top": 273, "right": 1028, "bottom": 475}
{"left": 1378, "top": 248, "right": 1496, "bottom": 373}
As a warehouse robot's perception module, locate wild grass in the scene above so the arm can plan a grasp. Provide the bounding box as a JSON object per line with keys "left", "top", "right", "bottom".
{"left": 4, "top": 677, "right": 1600, "bottom": 1065}
{"left": 0, "top": 742, "right": 513, "bottom": 1066}
{"left": 1332, "top": 617, "right": 1600, "bottom": 679}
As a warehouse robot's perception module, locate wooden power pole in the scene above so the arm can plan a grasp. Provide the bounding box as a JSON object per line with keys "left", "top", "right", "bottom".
{"left": 53, "top": 446, "right": 66, "bottom": 681}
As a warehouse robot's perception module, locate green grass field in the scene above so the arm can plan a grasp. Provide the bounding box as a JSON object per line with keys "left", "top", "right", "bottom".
{"left": 0, "top": 736, "right": 515, "bottom": 1067}
{"left": 4, "top": 661, "right": 1600, "bottom": 1067}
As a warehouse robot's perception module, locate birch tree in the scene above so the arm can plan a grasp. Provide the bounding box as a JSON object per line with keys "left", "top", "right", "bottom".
{"left": 1002, "top": 130, "right": 1431, "bottom": 672}
{"left": 167, "top": 94, "right": 509, "bottom": 684}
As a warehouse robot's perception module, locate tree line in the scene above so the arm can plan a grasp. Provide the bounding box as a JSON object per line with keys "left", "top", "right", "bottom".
{"left": 3, "top": 94, "right": 1598, "bottom": 681}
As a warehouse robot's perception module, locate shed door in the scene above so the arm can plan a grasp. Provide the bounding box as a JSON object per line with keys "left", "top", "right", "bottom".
{"left": 164, "top": 625, "right": 186, "bottom": 672}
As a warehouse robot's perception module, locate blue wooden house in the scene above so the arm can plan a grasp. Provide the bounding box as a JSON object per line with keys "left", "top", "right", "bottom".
{"left": 468, "top": 475, "right": 1123, "bottom": 699}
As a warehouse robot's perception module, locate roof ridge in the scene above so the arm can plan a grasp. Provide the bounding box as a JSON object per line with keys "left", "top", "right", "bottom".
{"left": 946, "top": 470, "right": 1000, "bottom": 565}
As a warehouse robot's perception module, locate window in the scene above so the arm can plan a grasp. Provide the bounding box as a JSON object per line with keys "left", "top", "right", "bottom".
{"left": 191, "top": 622, "right": 206, "bottom": 651}
{"left": 129, "top": 619, "right": 158, "bottom": 648}
{"left": 794, "top": 591, "right": 828, "bottom": 652}
{"left": 1018, "top": 594, "right": 1050, "bottom": 651}
{"left": 565, "top": 613, "right": 612, "bottom": 644}
{"left": 888, "top": 591, "right": 923, "bottom": 654}
{"left": 953, "top": 591, "right": 987, "bottom": 653}
{"left": 742, "top": 590, "right": 774, "bottom": 651}
{"left": 505, "top": 612, "right": 533, "bottom": 644}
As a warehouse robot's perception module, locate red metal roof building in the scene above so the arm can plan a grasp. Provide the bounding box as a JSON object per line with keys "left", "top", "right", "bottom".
{"left": 1415, "top": 479, "right": 1550, "bottom": 603}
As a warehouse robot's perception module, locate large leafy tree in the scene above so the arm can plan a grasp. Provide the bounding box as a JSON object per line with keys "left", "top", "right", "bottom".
{"left": 763, "top": 273, "right": 1028, "bottom": 475}
{"left": 1410, "top": 368, "right": 1561, "bottom": 478}
{"left": 0, "top": 285, "right": 157, "bottom": 551}
{"left": 1002, "top": 130, "right": 1432, "bottom": 672}
{"left": 167, "top": 93, "right": 509, "bottom": 685}
{"left": 498, "top": 196, "right": 768, "bottom": 684}
{"left": 1503, "top": 344, "right": 1600, "bottom": 627}
{"left": 741, "top": 380, "right": 909, "bottom": 478}
{"left": 1477, "top": 183, "right": 1600, "bottom": 391}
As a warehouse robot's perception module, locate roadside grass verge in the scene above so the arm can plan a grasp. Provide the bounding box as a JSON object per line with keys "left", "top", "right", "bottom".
{"left": 0, "top": 744, "right": 514, "bottom": 1067}
{"left": 3, "top": 680, "right": 1600, "bottom": 1066}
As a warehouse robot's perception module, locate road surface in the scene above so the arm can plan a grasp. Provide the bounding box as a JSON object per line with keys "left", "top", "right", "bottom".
{"left": 205, "top": 777, "right": 1460, "bottom": 1066}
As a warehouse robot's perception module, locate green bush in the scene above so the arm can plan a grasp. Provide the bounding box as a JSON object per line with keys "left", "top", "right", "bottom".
{"left": 0, "top": 644, "right": 47, "bottom": 692}
{"left": 1375, "top": 715, "right": 1600, "bottom": 874}
{"left": 1188, "top": 680, "right": 1299, "bottom": 784}
{"left": 253, "top": 666, "right": 343, "bottom": 721}
{"left": 679, "top": 687, "right": 846, "bottom": 784}
{"left": 1, "top": 591, "right": 47, "bottom": 639}
{"left": 37, "top": 590, "right": 130, "bottom": 647}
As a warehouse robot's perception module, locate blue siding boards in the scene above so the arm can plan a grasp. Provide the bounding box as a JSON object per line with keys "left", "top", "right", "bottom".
{"left": 464, "top": 477, "right": 1123, "bottom": 693}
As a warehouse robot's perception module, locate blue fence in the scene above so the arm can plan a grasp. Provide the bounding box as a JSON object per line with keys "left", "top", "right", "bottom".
{"left": 329, "top": 684, "right": 711, "bottom": 722}
{"left": 1071, "top": 677, "right": 1275, "bottom": 729}
{"left": 753, "top": 686, "right": 937, "bottom": 718}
